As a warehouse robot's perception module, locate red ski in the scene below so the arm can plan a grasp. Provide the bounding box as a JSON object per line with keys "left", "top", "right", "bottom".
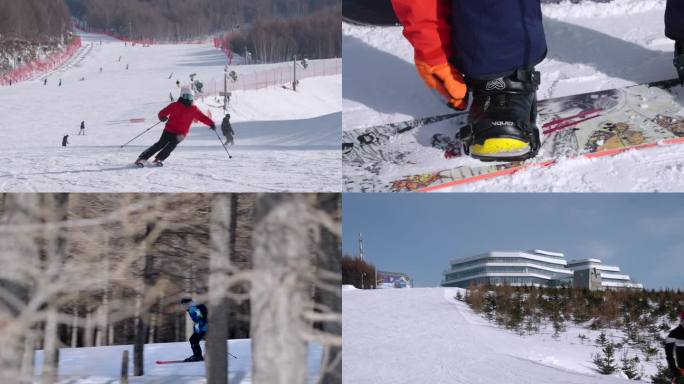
{"left": 155, "top": 360, "right": 197, "bottom": 365}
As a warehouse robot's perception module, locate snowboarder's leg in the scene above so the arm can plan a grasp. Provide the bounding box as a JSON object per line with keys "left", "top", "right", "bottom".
{"left": 450, "top": 0, "right": 546, "bottom": 161}
{"left": 449, "top": 0, "right": 546, "bottom": 79}
{"left": 138, "top": 131, "right": 174, "bottom": 161}
{"left": 666, "top": 0, "right": 684, "bottom": 82}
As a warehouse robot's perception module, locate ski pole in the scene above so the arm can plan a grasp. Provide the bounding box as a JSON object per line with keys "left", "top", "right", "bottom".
{"left": 119, "top": 120, "right": 163, "bottom": 148}
{"left": 229, "top": 352, "right": 238, "bottom": 359}
{"left": 213, "top": 128, "right": 233, "bottom": 159}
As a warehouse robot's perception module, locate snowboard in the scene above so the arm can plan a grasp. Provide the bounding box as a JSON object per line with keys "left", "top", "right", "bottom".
{"left": 343, "top": 0, "right": 400, "bottom": 26}
{"left": 343, "top": 78, "right": 684, "bottom": 192}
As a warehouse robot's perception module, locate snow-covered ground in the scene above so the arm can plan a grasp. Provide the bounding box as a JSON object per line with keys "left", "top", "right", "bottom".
{"left": 0, "top": 31, "right": 341, "bottom": 192}
{"left": 343, "top": 287, "right": 660, "bottom": 384}
{"left": 343, "top": 0, "right": 684, "bottom": 191}
{"left": 33, "top": 339, "right": 323, "bottom": 383}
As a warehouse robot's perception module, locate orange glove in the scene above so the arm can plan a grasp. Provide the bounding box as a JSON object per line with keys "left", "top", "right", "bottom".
{"left": 416, "top": 60, "right": 468, "bottom": 110}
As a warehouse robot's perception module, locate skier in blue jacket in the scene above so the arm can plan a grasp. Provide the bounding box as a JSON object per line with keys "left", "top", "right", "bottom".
{"left": 180, "top": 297, "right": 208, "bottom": 362}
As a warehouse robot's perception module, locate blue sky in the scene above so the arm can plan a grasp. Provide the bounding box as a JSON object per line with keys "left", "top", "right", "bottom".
{"left": 342, "top": 194, "right": 684, "bottom": 289}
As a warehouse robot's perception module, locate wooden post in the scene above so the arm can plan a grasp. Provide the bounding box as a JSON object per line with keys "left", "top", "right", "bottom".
{"left": 121, "top": 350, "right": 129, "bottom": 384}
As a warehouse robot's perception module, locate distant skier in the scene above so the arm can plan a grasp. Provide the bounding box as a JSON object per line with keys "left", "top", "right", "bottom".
{"left": 180, "top": 298, "right": 208, "bottom": 362}
{"left": 176, "top": 80, "right": 180, "bottom": 88}
{"left": 135, "top": 86, "right": 215, "bottom": 167}
{"left": 58, "top": 78, "right": 62, "bottom": 87}
{"left": 126, "top": 64, "right": 129, "bottom": 70}
{"left": 667, "top": 1, "right": 684, "bottom": 83}
{"left": 221, "top": 114, "right": 235, "bottom": 146}
{"left": 79, "top": 121, "right": 86, "bottom": 135}
{"left": 43, "top": 78, "right": 47, "bottom": 86}
{"left": 666, "top": 312, "right": 684, "bottom": 383}
{"left": 61, "top": 135, "right": 69, "bottom": 147}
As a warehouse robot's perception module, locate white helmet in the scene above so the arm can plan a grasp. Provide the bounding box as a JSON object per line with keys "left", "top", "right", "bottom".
{"left": 180, "top": 85, "right": 194, "bottom": 101}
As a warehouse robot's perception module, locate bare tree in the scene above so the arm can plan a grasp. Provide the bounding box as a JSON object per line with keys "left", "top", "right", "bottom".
{"left": 206, "top": 194, "right": 232, "bottom": 383}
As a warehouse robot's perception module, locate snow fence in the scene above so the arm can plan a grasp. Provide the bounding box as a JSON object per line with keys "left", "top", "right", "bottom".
{"left": 0, "top": 37, "right": 82, "bottom": 86}
{"left": 204, "top": 58, "right": 342, "bottom": 94}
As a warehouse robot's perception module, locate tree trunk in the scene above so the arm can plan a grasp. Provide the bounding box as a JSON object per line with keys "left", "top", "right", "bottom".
{"left": 19, "top": 331, "right": 35, "bottom": 384}
{"left": 316, "top": 194, "right": 342, "bottom": 384}
{"left": 134, "top": 224, "right": 154, "bottom": 376}
{"left": 251, "top": 194, "right": 315, "bottom": 384}
{"left": 206, "top": 194, "right": 232, "bottom": 384}
{"left": 42, "top": 193, "right": 69, "bottom": 384}
{"left": 42, "top": 309, "right": 59, "bottom": 384}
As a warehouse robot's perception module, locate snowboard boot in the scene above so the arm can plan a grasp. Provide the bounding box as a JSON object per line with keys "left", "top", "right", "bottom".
{"left": 134, "top": 158, "right": 145, "bottom": 168}
{"left": 675, "top": 40, "right": 684, "bottom": 85}
{"left": 460, "top": 68, "right": 541, "bottom": 162}
{"left": 153, "top": 158, "right": 164, "bottom": 167}
{"left": 183, "top": 355, "right": 203, "bottom": 362}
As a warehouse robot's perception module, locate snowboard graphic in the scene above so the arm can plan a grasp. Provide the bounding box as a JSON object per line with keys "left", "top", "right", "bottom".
{"left": 343, "top": 0, "right": 400, "bottom": 26}
{"left": 343, "top": 79, "right": 684, "bottom": 192}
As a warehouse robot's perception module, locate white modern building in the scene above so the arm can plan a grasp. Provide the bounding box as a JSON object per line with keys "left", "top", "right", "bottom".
{"left": 441, "top": 250, "right": 642, "bottom": 290}
{"left": 565, "top": 259, "right": 643, "bottom": 290}
{"left": 441, "top": 250, "right": 573, "bottom": 288}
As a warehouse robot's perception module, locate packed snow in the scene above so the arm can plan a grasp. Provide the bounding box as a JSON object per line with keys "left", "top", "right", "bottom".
{"left": 342, "top": 0, "right": 684, "bottom": 192}
{"left": 343, "top": 287, "right": 664, "bottom": 384}
{"left": 0, "top": 31, "right": 341, "bottom": 192}
{"left": 33, "top": 339, "right": 324, "bottom": 383}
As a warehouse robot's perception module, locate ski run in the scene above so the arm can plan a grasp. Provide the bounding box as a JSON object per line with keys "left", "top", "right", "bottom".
{"left": 343, "top": 286, "right": 674, "bottom": 384}
{"left": 0, "top": 30, "right": 341, "bottom": 192}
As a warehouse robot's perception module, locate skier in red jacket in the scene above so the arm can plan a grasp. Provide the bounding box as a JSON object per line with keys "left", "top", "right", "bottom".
{"left": 135, "top": 86, "right": 216, "bottom": 167}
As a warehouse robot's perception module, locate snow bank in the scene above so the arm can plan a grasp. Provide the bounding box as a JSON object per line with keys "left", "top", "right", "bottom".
{"left": 342, "top": 284, "right": 358, "bottom": 291}
{"left": 33, "top": 339, "right": 324, "bottom": 383}
{"left": 543, "top": 0, "right": 665, "bottom": 19}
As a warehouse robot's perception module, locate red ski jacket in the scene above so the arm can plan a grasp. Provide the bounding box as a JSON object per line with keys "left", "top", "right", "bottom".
{"left": 158, "top": 102, "right": 214, "bottom": 136}
{"left": 391, "top": 0, "right": 452, "bottom": 66}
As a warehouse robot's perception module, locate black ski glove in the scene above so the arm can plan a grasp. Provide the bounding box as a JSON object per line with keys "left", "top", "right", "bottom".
{"left": 209, "top": 123, "right": 216, "bottom": 130}
{"left": 160, "top": 116, "right": 168, "bottom": 122}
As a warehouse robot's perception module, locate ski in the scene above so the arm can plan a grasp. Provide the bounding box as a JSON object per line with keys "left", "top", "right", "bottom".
{"left": 156, "top": 360, "right": 197, "bottom": 365}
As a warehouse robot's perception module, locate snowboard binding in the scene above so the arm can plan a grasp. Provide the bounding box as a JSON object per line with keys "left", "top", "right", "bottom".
{"left": 675, "top": 41, "right": 684, "bottom": 85}
{"left": 460, "top": 68, "right": 541, "bottom": 162}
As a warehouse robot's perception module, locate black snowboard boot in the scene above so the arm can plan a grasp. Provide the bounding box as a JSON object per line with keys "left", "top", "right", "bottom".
{"left": 460, "top": 68, "right": 541, "bottom": 162}
{"left": 675, "top": 40, "right": 684, "bottom": 84}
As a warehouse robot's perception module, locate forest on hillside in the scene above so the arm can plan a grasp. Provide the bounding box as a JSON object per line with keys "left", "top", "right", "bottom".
{"left": 66, "top": 0, "right": 338, "bottom": 41}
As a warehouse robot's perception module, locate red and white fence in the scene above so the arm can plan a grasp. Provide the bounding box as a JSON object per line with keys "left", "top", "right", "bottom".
{"left": 203, "top": 58, "right": 341, "bottom": 95}
{"left": 0, "top": 37, "right": 82, "bottom": 86}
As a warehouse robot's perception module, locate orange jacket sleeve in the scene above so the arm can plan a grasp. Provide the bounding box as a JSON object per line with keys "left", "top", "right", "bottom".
{"left": 391, "top": 0, "right": 453, "bottom": 66}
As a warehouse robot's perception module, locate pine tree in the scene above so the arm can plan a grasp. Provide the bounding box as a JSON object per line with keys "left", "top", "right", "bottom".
{"left": 619, "top": 350, "right": 643, "bottom": 380}
{"left": 592, "top": 342, "right": 618, "bottom": 375}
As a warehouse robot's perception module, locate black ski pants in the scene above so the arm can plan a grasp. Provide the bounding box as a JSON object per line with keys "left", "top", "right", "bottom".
{"left": 189, "top": 331, "right": 206, "bottom": 358}
{"left": 139, "top": 130, "right": 181, "bottom": 161}
{"left": 666, "top": 0, "right": 684, "bottom": 41}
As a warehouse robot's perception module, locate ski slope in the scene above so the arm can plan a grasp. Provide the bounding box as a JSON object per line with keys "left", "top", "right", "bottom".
{"left": 342, "top": 0, "right": 684, "bottom": 192}
{"left": 33, "top": 339, "right": 324, "bottom": 383}
{"left": 0, "top": 31, "right": 341, "bottom": 192}
{"left": 343, "top": 287, "right": 651, "bottom": 384}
